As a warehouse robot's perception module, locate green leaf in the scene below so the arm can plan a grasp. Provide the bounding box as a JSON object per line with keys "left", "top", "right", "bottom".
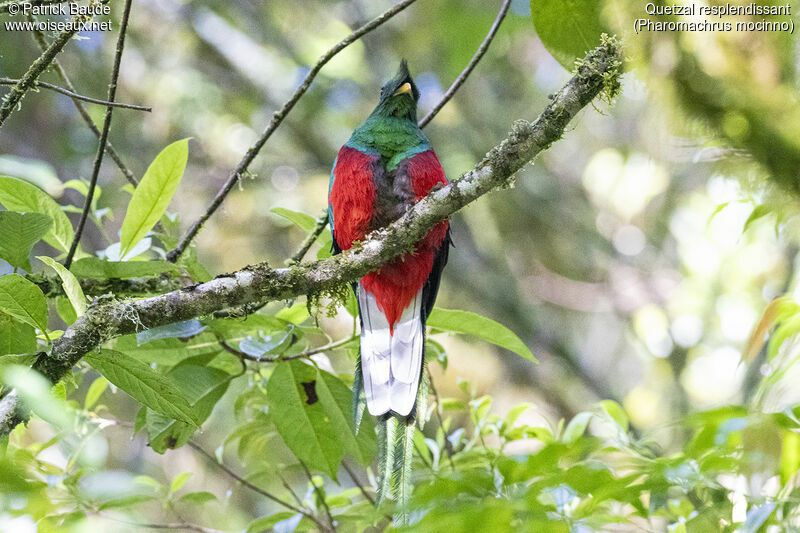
{"left": 597, "top": 400, "right": 629, "bottom": 431}
{"left": 146, "top": 363, "right": 233, "bottom": 454}
{"left": 266, "top": 360, "right": 343, "bottom": 479}
{"left": 37, "top": 256, "right": 86, "bottom": 317}
{"left": 315, "top": 368, "right": 376, "bottom": 466}
{"left": 70, "top": 257, "right": 179, "bottom": 280}
{"left": 170, "top": 472, "right": 192, "bottom": 494}
{"left": 270, "top": 207, "right": 316, "bottom": 232}
{"left": 0, "top": 312, "right": 36, "bottom": 356}
{"left": 84, "top": 376, "right": 108, "bottom": 410}
{"left": 55, "top": 296, "right": 77, "bottom": 325}
{"left": 0, "top": 176, "right": 74, "bottom": 252}
{"left": 97, "top": 494, "right": 156, "bottom": 511}
{"left": 0, "top": 274, "right": 48, "bottom": 332}
{"left": 136, "top": 319, "right": 205, "bottom": 345}
{"left": 562, "top": 412, "right": 593, "bottom": 444}
{"left": 0, "top": 212, "right": 51, "bottom": 271}
{"left": 530, "top": 0, "right": 610, "bottom": 70}
{"left": 743, "top": 204, "right": 771, "bottom": 232}
{"left": 114, "top": 333, "right": 223, "bottom": 366}
{"left": 179, "top": 491, "right": 217, "bottom": 505}
{"left": 84, "top": 349, "right": 199, "bottom": 426}
{"left": 120, "top": 139, "right": 190, "bottom": 257}
{"left": 427, "top": 308, "right": 536, "bottom": 362}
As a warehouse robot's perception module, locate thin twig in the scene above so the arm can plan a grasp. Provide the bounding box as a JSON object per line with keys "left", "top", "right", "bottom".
{"left": 187, "top": 441, "right": 324, "bottom": 528}
{"left": 29, "top": 23, "right": 139, "bottom": 187}
{"left": 299, "top": 460, "right": 336, "bottom": 532}
{"left": 341, "top": 461, "right": 375, "bottom": 505}
{"left": 64, "top": 0, "right": 133, "bottom": 269}
{"left": 279, "top": 472, "right": 307, "bottom": 509}
{"left": 418, "top": 0, "right": 511, "bottom": 128}
{"left": 0, "top": 9, "right": 88, "bottom": 127}
{"left": 219, "top": 335, "right": 356, "bottom": 363}
{"left": 288, "top": 212, "right": 330, "bottom": 265}
{"left": 166, "top": 0, "right": 418, "bottom": 263}
{"left": 0, "top": 77, "right": 151, "bottom": 111}
{"left": 97, "top": 514, "right": 224, "bottom": 533}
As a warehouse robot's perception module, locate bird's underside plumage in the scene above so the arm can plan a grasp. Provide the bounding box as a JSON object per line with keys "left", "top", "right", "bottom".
{"left": 328, "top": 61, "right": 450, "bottom": 418}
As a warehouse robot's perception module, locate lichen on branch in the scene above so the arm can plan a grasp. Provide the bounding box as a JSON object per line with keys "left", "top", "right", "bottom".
{"left": 0, "top": 39, "right": 623, "bottom": 437}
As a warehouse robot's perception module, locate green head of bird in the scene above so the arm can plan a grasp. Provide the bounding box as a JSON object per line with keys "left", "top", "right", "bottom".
{"left": 374, "top": 60, "right": 419, "bottom": 122}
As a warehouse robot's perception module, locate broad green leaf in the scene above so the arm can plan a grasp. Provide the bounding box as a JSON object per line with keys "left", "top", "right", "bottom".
{"left": 266, "top": 360, "right": 343, "bottom": 479}
{"left": 0, "top": 312, "right": 36, "bottom": 356}
{"left": 562, "top": 412, "right": 593, "bottom": 444}
{"left": 114, "top": 333, "right": 223, "bottom": 366}
{"left": 427, "top": 308, "right": 536, "bottom": 362}
{"left": 120, "top": 139, "right": 190, "bottom": 257}
{"left": 146, "top": 362, "right": 233, "bottom": 454}
{"left": 136, "top": 319, "right": 205, "bottom": 345}
{"left": 270, "top": 207, "right": 316, "bottom": 232}
{"left": 70, "top": 257, "right": 179, "bottom": 280}
{"left": 238, "top": 328, "right": 294, "bottom": 359}
{"left": 84, "top": 376, "right": 108, "bottom": 410}
{"left": 315, "top": 368, "right": 376, "bottom": 465}
{"left": 37, "top": 256, "right": 86, "bottom": 317}
{"left": 170, "top": 472, "right": 192, "bottom": 494}
{"left": 0, "top": 176, "right": 74, "bottom": 252}
{"left": 530, "top": 0, "right": 609, "bottom": 70}
{"left": 97, "top": 494, "right": 156, "bottom": 511}
{"left": 84, "top": 349, "right": 199, "bottom": 426}
{"left": 55, "top": 296, "right": 77, "bottom": 325}
{"left": 276, "top": 301, "right": 310, "bottom": 324}
{"left": 0, "top": 274, "right": 48, "bottom": 331}
{"left": 597, "top": 400, "right": 629, "bottom": 431}
{"left": 179, "top": 491, "right": 217, "bottom": 505}
{"left": 0, "top": 212, "right": 51, "bottom": 270}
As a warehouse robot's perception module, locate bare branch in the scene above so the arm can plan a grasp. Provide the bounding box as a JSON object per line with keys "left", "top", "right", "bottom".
{"left": 0, "top": 9, "right": 89, "bottom": 127}
{"left": 219, "top": 334, "right": 356, "bottom": 363}
{"left": 0, "top": 77, "right": 150, "bottom": 111}
{"left": 299, "top": 460, "right": 336, "bottom": 532}
{"left": 166, "top": 0, "right": 419, "bottom": 263}
{"left": 29, "top": 23, "right": 140, "bottom": 187}
{"left": 0, "top": 39, "right": 623, "bottom": 438}
{"left": 65, "top": 0, "right": 134, "bottom": 269}
{"left": 187, "top": 441, "right": 324, "bottom": 528}
{"left": 342, "top": 461, "right": 376, "bottom": 506}
{"left": 418, "top": 0, "right": 512, "bottom": 128}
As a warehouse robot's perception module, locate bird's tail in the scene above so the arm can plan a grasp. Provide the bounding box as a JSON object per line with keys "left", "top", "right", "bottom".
{"left": 353, "top": 356, "right": 429, "bottom": 525}
{"left": 374, "top": 368, "right": 429, "bottom": 525}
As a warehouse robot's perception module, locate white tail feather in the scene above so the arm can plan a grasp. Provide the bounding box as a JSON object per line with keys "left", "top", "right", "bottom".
{"left": 358, "top": 284, "right": 424, "bottom": 417}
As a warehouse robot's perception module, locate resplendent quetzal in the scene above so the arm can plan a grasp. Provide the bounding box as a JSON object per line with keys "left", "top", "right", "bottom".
{"left": 328, "top": 61, "right": 450, "bottom": 506}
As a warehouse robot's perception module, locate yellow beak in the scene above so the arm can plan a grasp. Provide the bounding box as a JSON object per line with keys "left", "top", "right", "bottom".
{"left": 393, "top": 82, "right": 413, "bottom": 96}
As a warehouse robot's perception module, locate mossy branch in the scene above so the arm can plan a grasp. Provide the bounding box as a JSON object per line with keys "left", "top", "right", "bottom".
{"left": 0, "top": 39, "right": 623, "bottom": 437}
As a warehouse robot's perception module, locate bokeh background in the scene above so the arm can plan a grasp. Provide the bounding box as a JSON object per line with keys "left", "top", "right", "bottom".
{"left": 2, "top": 0, "right": 799, "bottom": 530}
